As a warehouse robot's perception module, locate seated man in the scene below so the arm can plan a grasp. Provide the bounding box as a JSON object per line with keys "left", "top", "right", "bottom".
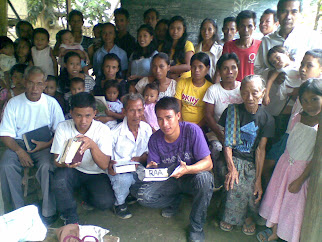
{"left": 51, "top": 92, "right": 114, "bottom": 224}
{"left": 108, "top": 93, "right": 152, "bottom": 219}
{"left": 135, "top": 97, "right": 214, "bottom": 242}
{"left": 0, "top": 66, "right": 64, "bottom": 224}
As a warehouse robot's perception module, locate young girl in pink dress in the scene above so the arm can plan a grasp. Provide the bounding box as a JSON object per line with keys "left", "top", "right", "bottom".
{"left": 258, "top": 79, "right": 322, "bottom": 242}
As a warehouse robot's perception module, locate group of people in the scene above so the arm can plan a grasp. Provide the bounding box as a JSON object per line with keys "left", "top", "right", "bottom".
{"left": 0, "top": 0, "right": 321, "bottom": 241}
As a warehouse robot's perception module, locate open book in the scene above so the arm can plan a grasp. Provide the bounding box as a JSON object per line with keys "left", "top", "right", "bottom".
{"left": 113, "top": 158, "right": 140, "bottom": 174}
{"left": 95, "top": 96, "right": 109, "bottom": 116}
{"left": 56, "top": 137, "right": 84, "bottom": 165}
{"left": 143, "top": 162, "right": 181, "bottom": 181}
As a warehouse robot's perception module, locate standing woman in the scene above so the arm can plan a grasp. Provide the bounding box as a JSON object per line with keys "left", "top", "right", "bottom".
{"left": 195, "top": 18, "right": 223, "bottom": 82}
{"left": 175, "top": 52, "right": 212, "bottom": 127}
{"left": 128, "top": 24, "right": 158, "bottom": 81}
{"left": 161, "top": 16, "right": 194, "bottom": 80}
{"left": 135, "top": 52, "right": 176, "bottom": 99}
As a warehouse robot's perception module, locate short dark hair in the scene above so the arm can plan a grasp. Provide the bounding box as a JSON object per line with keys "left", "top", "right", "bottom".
{"left": 305, "top": 49, "right": 322, "bottom": 66}
{"left": 70, "top": 77, "right": 85, "bottom": 87}
{"left": 277, "top": 0, "right": 302, "bottom": 13}
{"left": 216, "top": 52, "right": 240, "bottom": 70}
{"left": 59, "top": 29, "right": 73, "bottom": 39}
{"left": 155, "top": 96, "right": 180, "bottom": 114}
{"left": 15, "top": 21, "right": 33, "bottom": 38}
{"left": 236, "top": 10, "right": 257, "bottom": 27}
{"left": 143, "top": 82, "right": 159, "bottom": 95}
{"left": 152, "top": 52, "right": 170, "bottom": 65}
{"left": 0, "top": 36, "right": 14, "bottom": 50}
{"left": 262, "top": 8, "right": 278, "bottom": 23}
{"left": 68, "top": 10, "right": 84, "bottom": 22}
{"left": 104, "top": 79, "right": 120, "bottom": 92}
{"left": 299, "top": 78, "right": 322, "bottom": 104}
{"left": 223, "top": 17, "right": 236, "bottom": 28}
{"left": 267, "top": 45, "right": 290, "bottom": 67}
{"left": 46, "top": 75, "right": 58, "bottom": 84}
{"left": 102, "top": 53, "right": 122, "bottom": 79}
{"left": 64, "top": 51, "right": 81, "bottom": 64}
{"left": 114, "top": 8, "right": 130, "bottom": 19}
{"left": 70, "top": 92, "right": 96, "bottom": 110}
{"left": 144, "top": 8, "right": 159, "bottom": 20}
{"left": 10, "top": 64, "right": 28, "bottom": 76}
{"left": 33, "top": 28, "right": 50, "bottom": 41}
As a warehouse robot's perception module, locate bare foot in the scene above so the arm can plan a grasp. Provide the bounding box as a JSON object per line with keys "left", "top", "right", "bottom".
{"left": 268, "top": 233, "right": 278, "bottom": 241}
{"left": 220, "top": 221, "right": 233, "bottom": 231}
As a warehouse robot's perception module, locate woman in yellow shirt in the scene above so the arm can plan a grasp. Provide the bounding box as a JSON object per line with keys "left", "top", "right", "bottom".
{"left": 175, "top": 52, "right": 212, "bottom": 127}
{"left": 161, "top": 16, "right": 194, "bottom": 80}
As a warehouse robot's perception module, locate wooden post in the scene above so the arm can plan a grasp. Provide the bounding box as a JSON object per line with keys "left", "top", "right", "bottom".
{"left": 66, "top": 0, "right": 71, "bottom": 29}
{"left": 300, "top": 113, "right": 322, "bottom": 241}
{"left": 0, "top": 0, "right": 8, "bottom": 36}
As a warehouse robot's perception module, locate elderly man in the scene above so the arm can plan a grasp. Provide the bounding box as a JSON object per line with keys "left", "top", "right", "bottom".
{"left": 108, "top": 93, "right": 152, "bottom": 219}
{"left": 134, "top": 97, "right": 213, "bottom": 242}
{"left": 0, "top": 66, "right": 64, "bottom": 224}
{"left": 52, "top": 92, "right": 114, "bottom": 224}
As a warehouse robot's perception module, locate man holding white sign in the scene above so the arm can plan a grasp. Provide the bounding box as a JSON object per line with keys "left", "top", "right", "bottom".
{"left": 108, "top": 93, "right": 152, "bottom": 219}
{"left": 135, "top": 97, "right": 214, "bottom": 242}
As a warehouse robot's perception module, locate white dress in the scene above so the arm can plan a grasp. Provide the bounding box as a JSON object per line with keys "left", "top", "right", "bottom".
{"left": 32, "top": 46, "right": 55, "bottom": 76}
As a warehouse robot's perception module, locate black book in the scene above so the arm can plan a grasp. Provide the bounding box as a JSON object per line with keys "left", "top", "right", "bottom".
{"left": 22, "top": 126, "right": 52, "bottom": 151}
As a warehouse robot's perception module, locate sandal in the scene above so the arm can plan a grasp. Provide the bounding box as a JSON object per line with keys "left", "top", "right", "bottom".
{"left": 242, "top": 221, "right": 256, "bottom": 236}
{"left": 256, "top": 228, "right": 277, "bottom": 242}
{"left": 220, "top": 221, "right": 233, "bottom": 232}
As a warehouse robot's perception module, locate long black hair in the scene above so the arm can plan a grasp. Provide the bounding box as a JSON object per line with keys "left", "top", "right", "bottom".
{"left": 190, "top": 52, "right": 212, "bottom": 82}
{"left": 161, "top": 16, "right": 188, "bottom": 64}
{"left": 102, "top": 53, "right": 122, "bottom": 79}
{"left": 132, "top": 24, "right": 157, "bottom": 60}
{"left": 198, "top": 18, "right": 220, "bottom": 45}
{"left": 14, "top": 37, "right": 33, "bottom": 64}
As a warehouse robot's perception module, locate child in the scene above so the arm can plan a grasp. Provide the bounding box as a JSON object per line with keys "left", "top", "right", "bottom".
{"left": 258, "top": 79, "right": 322, "bottom": 242}
{"left": 128, "top": 24, "right": 158, "bottom": 81}
{"left": 95, "top": 80, "right": 124, "bottom": 129}
{"left": 142, "top": 83, "right": 159, "bottom": 132}
{"left": 263, "top": 45, "right": 301, "bottom": 107}
{"left": 58, "top": 30, "right": 89, "bottom": 73}
{"left": 161, "top": 16, "right": 194, "bottom": 80}
{"left": 45, "top": 75, "right": 65, "bottom": 112}
{"left": 58, "top": 51, "right": 95, "bottom": 101}
{"left": 32, "top": 28, "right": 58, "bottom": 76}
{"left": 93, "top": 53, "right": 127, "bottom": 98}
{"left": 14, "top": 37, "right": 33, "bottom": 65}
{"left": 64, "top": 77, "right": 85, "bottom": 119}
{"left": 0, "top": 36, "right": 16, "bottom": 86}
{"left": 92, "top": 23, "right": 103, "bottom": 53}
{"left": 128, "top": 80, "right": 137, "bottom": 94}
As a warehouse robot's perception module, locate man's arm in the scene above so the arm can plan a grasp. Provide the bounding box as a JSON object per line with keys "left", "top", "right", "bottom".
{"left": 254, "top": 137, "right": 267, "bottom": 204}
{"left": 1, "top": 136, "right": 34, "bottom": 167}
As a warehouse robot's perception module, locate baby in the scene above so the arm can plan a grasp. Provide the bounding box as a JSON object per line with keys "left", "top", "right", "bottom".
{"left": 142, "top": 82, "right": 159, "bottom": 132}
{"left": 0, "top": 36, "right": 16, "bottom": 86}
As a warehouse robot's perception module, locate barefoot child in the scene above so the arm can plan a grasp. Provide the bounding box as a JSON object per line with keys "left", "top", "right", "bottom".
{"left": 142, "top": 82, "right": 159, "bottom": 132}
{"left": 258, "top": 79, "right": 322, "bottom": 242}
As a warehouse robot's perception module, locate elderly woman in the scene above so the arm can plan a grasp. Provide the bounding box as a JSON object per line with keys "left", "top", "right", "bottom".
{"left": 218, "top": 75, "right": 275, "bottom": 236}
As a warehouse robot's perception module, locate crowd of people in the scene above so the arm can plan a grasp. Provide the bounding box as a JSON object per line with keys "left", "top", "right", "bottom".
{"left": 0, "top": 0, "right": 321, "bottom": 241}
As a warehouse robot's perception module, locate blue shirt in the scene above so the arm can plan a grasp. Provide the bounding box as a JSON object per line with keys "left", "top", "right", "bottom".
{"left": 129, "top": 50, "right": 158, "bottom": 77}
{"left": 93, "top": 45, "right": 128, "bottom": 80}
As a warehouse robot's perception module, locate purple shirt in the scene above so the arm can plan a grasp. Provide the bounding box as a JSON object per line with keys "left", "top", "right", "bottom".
{"left": 147, "top": 122, "right": 210, "bottom": 167}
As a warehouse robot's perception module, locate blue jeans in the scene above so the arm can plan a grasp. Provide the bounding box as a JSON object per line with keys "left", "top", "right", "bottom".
{"left": 53, "top": 168, "right": 115, "bottom": 224}
{"left": 108, "top": 172, "right": 136, "bottom": 206}
{"left": 132, "top": 171, "right": 214, "bottom": 232}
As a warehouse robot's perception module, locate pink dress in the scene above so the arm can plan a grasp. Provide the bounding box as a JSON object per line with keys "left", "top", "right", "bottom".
{"left": 259, "top": 114, "right": 318, "bottom": 242}
{"left": 144, "top": 103, "right": 159, "bottom": 131}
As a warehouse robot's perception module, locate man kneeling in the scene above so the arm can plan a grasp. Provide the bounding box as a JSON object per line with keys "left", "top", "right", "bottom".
{"left": 135, "top": 97, "right": 214, "bottom": 242}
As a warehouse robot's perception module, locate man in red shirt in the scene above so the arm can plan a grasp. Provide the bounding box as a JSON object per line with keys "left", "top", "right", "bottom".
{"left": 223, "top": 10, "right": 261, "bottom": 82}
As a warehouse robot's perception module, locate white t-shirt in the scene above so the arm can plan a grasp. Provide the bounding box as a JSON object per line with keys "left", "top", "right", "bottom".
{"left": 0, "top": 93, "right": 64, "bottom": 139}
{"left": 51, "top": 119, "right": 112, "bottom": 174}
{"left": 111, "top": 117, "right": 152, "bottom": 163}
{"left": 203, "top": 82, "right": 243, "bottom": 122}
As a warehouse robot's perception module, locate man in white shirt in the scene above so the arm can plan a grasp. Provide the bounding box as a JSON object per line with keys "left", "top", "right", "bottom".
{"left": 0, "top": 66, "right": 64, "bottom": 225}
{"left": 108, "top": 93, "right": 152, "bottom": 219}
{"left": 51, "top": 92, "right": 114, "bottom": 224}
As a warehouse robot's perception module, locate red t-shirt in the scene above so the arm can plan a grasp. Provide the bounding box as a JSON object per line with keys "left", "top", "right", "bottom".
{"left": 223, "top": 39, "right": 261, "bottom": 82}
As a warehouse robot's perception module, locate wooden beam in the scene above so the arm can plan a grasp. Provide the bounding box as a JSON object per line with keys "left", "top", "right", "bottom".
{"left": 300, "top": 113, "right": 322, "bottom": 240}
{"left": 0, "top": 0, "right": 8, "bottom": 36}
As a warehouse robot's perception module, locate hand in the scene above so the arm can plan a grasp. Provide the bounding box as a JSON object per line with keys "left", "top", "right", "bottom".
{"left": 263, "top": 94, "right": 270, "bottom": 106}
{"left": 288, "top": 178, "right": 302, "bottom": 193}
{"left": 94, "top": 116, "right": 105, "bottom": 122}
{"left": 275, "top": 72, "right": 286, "bottom": 85}
{"left": 108, "top": 160, "right": 117, "bottom": 175}
{"left": 76, "top": 135, "right": 94, "bottom": 155}
{"left": 28, "top": 140, "right": 49, "bottom": 153}
{"left": 254, "top": 179, "right": 263, "bottom": 204}
{"left": 225, "top": 168, "right": 239, "bottom": 191}
{"left": 127, "top": 75, "right": 139, "bottom": 81}
{"left": 66, "top": 162, "right": 81, "bottom": 168}
{"left": 146, "top": 161, "right": 158, "bottom": 168}
{"left": 170, "top": 161, "right": 189, "bottom": 179}
{"left": 16, "top": 149, "right": 34, "bottom": 167}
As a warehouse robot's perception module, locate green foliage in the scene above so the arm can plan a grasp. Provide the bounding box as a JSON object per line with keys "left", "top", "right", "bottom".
{"left": 74, "top": 0, "right": 112, "bottom": 24}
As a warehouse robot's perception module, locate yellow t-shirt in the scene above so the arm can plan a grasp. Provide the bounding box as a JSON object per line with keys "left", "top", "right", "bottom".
{"left": 174, "top": 77, "right": 212, "bottom": 124}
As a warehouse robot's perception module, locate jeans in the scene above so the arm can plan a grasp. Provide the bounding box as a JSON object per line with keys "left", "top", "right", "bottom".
{"left": 53, "top": 168, "right": 115, "bottom": 224}
{"left": 108, "top": 172, "right": 136, "bottom": 206}
{"left": 0, "top": 140, "right": 56, "bottom": 217}
{"left": 133, "top": 171, "right": 214, "bottom": 232}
